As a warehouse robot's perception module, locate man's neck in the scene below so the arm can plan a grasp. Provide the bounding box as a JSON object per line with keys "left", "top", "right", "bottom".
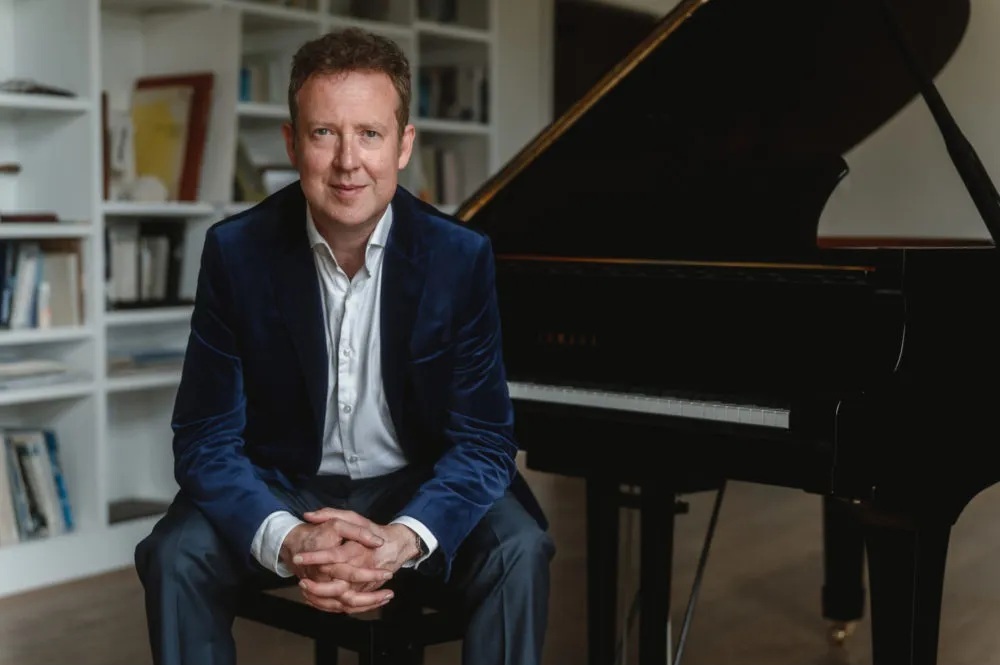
{"left": 311, "top": 208, "right": 384, "bottom": 279}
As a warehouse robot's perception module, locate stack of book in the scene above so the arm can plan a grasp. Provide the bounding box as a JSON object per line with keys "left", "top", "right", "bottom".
{"left": 0, "top": 428, "right": 74, "bottom": 547}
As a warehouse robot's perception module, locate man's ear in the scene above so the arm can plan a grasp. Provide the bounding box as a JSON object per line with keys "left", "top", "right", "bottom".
{"left": 282, "top": 121, "right": 297, "bottom": 168}
{"left": 397, "top": 123, "right": 415, "bottom": 170}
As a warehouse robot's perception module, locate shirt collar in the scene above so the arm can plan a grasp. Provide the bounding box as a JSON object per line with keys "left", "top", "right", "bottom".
{"left": 305, "top": 203, "right": 393, "bottom": 256}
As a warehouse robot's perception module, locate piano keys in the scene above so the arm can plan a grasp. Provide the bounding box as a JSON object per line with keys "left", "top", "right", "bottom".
{"left": 508, "top": 381, "right": 791, "bottom": 429}
{"left": 455, "top": 0, "right": 1000, "bottom": 662}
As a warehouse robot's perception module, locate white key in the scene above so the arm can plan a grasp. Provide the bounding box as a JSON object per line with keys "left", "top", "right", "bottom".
{"left": 507, "top": 381, "right": 790, "bottom": 429}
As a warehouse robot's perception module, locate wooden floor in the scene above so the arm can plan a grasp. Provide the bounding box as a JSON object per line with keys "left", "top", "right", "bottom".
{"left": 3, "top": 467, "right": 1000, "bottom": 665}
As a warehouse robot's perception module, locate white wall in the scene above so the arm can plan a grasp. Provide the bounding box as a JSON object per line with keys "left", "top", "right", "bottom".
{"left": 496, "top": 0, "right": 555, "bottom": 167}
{"left": 818, "top": 0, "right": 1000, "bottom": 241}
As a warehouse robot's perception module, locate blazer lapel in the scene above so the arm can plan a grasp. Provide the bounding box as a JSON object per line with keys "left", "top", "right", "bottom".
{"left": 381, "top": 189, "right": 427, "bottom": 441}
{"left": 272, "top": 188, "right": 329, "bottom": 444}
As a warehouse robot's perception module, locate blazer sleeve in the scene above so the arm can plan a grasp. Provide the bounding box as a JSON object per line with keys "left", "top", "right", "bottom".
{"left": 171, "top": 227, "right": 285, "bottom": 567}
{"left": 397, "top": 235, "right": 519, "bottom": 576}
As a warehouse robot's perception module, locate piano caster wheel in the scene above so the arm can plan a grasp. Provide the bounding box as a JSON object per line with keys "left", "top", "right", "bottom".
{"left": 828, "top": 621, "right": 856, "bottom": 646}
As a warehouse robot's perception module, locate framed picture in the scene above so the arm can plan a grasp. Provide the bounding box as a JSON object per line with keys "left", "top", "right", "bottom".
{"left": 130, "top": 72, "right": 214, "bottom": 201}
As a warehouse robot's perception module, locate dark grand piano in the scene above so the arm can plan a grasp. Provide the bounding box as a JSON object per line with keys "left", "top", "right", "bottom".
{"left": 455, "top": 0, "right": 1000, "bottom": 663}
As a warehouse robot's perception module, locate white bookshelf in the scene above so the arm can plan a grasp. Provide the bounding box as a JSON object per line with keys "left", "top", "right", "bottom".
{"left": 0, "top": 0, "right": 551, "bottom": 599}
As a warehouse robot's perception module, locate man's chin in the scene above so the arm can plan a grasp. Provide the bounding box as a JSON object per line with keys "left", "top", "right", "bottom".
{"left": 319, "top": 204, "right": 375, "bottom": 228}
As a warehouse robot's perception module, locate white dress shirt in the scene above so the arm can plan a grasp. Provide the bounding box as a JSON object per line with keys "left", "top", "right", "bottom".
{"left": 251, "top": 203, "right": 438, "bottom": 576}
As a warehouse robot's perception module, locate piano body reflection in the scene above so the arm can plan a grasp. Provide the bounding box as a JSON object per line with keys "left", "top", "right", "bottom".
{"left": 456, "top": 0, "right": 1000, "bottom": 663}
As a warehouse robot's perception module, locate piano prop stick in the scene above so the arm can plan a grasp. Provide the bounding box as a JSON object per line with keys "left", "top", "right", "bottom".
{"left": 876, "top": 0, "right": 1000, "bottom": 248}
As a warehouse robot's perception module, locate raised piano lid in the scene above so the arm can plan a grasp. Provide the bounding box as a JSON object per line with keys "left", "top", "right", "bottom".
{"left": 456, "top": 0, "right": 980, "bottom": 263}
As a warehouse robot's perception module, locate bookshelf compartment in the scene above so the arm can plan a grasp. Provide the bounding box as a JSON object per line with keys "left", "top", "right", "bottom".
{"left": 0, "top": 395, "right": 97, "bottom": 545}
{"left": 416, "top": 0, "right": 490, "bottom": 31}
{"left": 106, "top": 317, "right": 188, "bottom": 379}
{"left": 413, "top": 132, "right": 489, "bottom": 208}
{"left": 0, "top": 0, "right": 94, "bottom": 100}
{"left": 0, "top": 334, "right": 96, "bottom": 389}
{"left": 0, "top": 236, "right": 89, "bottom": 332}
{"left": 101, "top": 6, "right": 240, "bottom": 206}
{"left": 0, "top": 114, "right": 94, "bottom": 222}
{"left": 239, "top": 17, "right": 319, "bottom": 106}
{"left": 106, "top": 389, "right": 178, "bottom": 526}
{"left": 104, "top": 216, "right": 210, "bottom": 312}
{"left": 416, "top": 35, "right": 489, "bottom": 125}
{"left": 329, "top": 0, "right": 411, "bottom": 26}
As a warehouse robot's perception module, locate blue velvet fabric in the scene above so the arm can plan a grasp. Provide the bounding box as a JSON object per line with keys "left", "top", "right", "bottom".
{"left": 170, "top": 183, "right": 545, "bottom": 576}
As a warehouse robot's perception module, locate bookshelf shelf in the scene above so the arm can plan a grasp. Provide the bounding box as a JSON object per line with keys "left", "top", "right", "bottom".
{"left": 0, "top": 326, "right": 94, "bottom": 346}
{"left": 226, "top": 0, "right": 321, "bottom": 27}
{"left": 415, "top": 20, "right": 490, "bottom": 42}
{"left": 223, "top": 201, "right": 255, "bottom": 216}
{"left": 415, "top": 117, "right": 490, "bottom": 135}
{"left": 105, "top": 306, "right": 193, "bottom": 327}
{"left": 109, "top": 498, "right": 169, "bottom": 524}
{"left": 236, "top": 100, "right": 289, "bottom": 121}
{"left": 100, "top": 0, "right": 213, "bottom": 13}
{"left": 0, "top": 223, "right": 94, "bottom": 239}
{"left": 102, "top": 201, "right": 217, "bottom": 217}
{"left": 0, "top": 92, "right": 90, "bottom": 115}
{"left": 0, "top": 381, "right": 96, "bottom": 407}
{"left": 106, "top": 370, "right": 182, "bottom": 393}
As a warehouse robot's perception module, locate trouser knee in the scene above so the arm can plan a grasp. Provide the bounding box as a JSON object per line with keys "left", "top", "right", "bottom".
{"left": 134, "top": 497, "right": 237, "bottom": 590}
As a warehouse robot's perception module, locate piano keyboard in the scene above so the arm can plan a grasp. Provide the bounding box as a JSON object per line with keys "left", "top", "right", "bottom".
{"left": 507, "top": 381, "right": 790, "bottom": 429}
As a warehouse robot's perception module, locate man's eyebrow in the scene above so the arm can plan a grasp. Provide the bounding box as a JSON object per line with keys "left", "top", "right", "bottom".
{"left": 303, "top": 120, "right": 389, "bottom": 129}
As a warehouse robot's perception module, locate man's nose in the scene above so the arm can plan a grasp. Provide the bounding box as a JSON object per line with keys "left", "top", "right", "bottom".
{"left": 335, "top": 137, "right": 358, "bottom": 169}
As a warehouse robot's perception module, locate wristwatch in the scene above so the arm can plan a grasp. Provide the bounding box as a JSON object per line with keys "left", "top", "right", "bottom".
{"left": 414, "top": 532, "right": 429, "bottom": 560}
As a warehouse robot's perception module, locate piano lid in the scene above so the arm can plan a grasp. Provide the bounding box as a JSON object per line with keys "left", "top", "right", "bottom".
{"left": 457, "top": 0, "right": 968, "bottom": 263}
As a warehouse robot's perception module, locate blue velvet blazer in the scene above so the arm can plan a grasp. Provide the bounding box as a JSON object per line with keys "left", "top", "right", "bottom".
{"left": 171, "top": 182, "right": 546, "bottom": 576}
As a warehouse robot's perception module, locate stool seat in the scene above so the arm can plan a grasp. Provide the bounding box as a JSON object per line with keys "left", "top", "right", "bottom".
{"left": 234, "top": 572, "right": 465, "bottom": 665}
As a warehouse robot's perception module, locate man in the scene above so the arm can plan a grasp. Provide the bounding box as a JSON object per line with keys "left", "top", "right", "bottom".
{"left": 134, "top": 27, "right": 554, "bottom": 665}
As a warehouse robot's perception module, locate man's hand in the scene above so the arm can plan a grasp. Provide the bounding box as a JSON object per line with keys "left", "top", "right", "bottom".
{"left": 298, "top": 509, "right": 421, "bottom": 578}
{"left": 278, "top": 508, "right": 413, "bottom": 614}
{"left": 280, "top": 508, "right": 384, "bottom": 564}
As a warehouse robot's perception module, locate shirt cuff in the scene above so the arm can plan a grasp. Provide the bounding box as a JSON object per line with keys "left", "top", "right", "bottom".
{"left": 390, "top": 516, "right": 438, "bottom": 570}
{"left": 251, "top": 510, "right": 305, "bottom": 577}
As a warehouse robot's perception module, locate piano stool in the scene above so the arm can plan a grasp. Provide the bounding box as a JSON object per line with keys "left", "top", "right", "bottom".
{"left": 234, "top": 572, "right": 466, "bottom": 665}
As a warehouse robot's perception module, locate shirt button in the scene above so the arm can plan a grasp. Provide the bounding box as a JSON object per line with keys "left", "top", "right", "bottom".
{"left": 343, "top": 404, "right": 352, "bottom": 413}
{"left": 348, "top": 455, "right": 359, "bottom": 463}
{"left": 343, "top": 348, "right": 351, "bottom": 357}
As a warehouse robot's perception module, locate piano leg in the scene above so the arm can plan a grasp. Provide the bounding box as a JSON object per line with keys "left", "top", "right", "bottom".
{"left": 822, "top": 495, "right": 867, "bottom": 645}
{"left": 586, "top": 477, "right": 620, "bottom": 665}
{"left": 861, "top": 513, "right": 951, "bottom": 665}
{"left": 639, "top": 481, "right": 674, "bottom": 665}
{"left": 585, "top": 477, "right": 675, "bottom": 665}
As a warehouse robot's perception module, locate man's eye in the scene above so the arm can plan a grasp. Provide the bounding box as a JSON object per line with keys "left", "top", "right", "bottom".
{"left": 362, "top": 130, "right": 379, "bottom": 139}
{"left": 314, "top": 128, "right": 330, "bottom": 136}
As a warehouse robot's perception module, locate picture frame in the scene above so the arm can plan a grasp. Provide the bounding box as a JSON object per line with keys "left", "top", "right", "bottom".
{"left": 130, "top": 72, "right": 214, "bottom": 201}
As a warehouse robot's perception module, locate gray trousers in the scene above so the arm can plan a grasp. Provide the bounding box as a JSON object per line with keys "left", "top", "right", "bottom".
{"left": 134, "top": 466, "right": 555, "bottom": 665}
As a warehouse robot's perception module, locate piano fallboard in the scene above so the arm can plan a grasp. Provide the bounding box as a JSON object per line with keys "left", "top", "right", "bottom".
{"left": 495, "top": 256, "right": 905, "bottom": 403}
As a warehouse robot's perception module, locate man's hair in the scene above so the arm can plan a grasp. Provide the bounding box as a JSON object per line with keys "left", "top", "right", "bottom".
{"left": 288, "top": 27, "right": 411, "bottom": 137}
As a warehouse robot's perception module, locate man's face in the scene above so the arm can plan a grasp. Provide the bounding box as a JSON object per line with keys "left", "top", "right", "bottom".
{"left": 283, "top": 70, "right": 414, "bottom": 235}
